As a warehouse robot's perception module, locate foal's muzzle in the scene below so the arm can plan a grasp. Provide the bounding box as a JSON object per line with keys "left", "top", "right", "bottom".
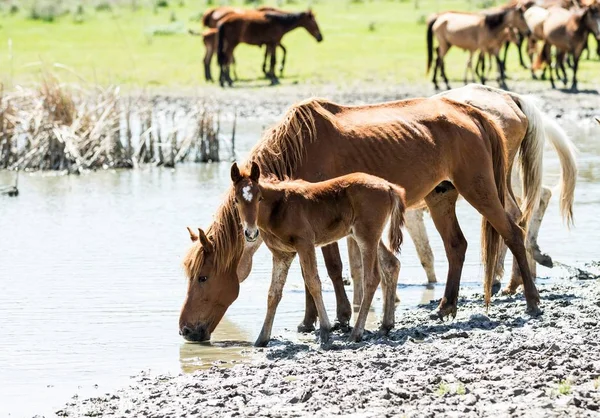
{"left": 244, "top": 229, "right": 259, "bottom": 242}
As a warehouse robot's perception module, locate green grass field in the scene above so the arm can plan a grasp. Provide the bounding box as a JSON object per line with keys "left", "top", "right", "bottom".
{"left": 1, "top": 0, "right": 599, "bottom": 89}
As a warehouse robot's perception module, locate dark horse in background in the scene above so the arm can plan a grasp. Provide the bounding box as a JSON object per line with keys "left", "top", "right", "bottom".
{"left": 194, "top": 6, "right": 292, "bottom": 82}
{"left": 216, "top": 10, "right": 323, "bottom": 86}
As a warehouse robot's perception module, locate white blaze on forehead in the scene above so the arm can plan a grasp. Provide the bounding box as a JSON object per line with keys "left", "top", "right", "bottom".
{"left": 242, "top": 185, "right": 253, "bottom": 202}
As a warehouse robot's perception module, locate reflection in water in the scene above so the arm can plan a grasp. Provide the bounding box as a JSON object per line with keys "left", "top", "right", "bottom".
{"left": 0, "top": 119, "right": 598, "bottom": 417}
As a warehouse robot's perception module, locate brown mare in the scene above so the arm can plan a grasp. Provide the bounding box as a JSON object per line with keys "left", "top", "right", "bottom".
{"left": 217, "top": 10, "right": 323, "bottom": 86}
{"left": 179, "top": 86, "right": 546, "bottom": 343}
{"left": 197, "top": 6, "right": 290, "bottom": 82}
{"left": 427, "top": 4, "right": 531, "bottom": 89}
{"left": 229, "top": 163, "right": 406, "bottom": 345}
{"left": 533, "top": 4, "right": 600, "bottom": 90}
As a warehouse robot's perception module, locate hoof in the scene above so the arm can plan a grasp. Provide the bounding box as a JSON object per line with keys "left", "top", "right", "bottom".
{"left": 297, "top": 322, "right": 316, "bottom": 333}
{"left": 348, "top": 330, "right": 363, "bottom": 343}
{"left": 502, "top": 286, "right": 518, "bottom": 296}
{"left": 254, "top": 338, "right": 269, "bottom": 348}
{"left": 319, "top": 328, "right": 331, "bottom": 345}
{"left": 526, "top": 304, "right": 543, "bottom": 317}
{"left": 378, "top": 325, "right": 392, "bottom": 337}
{"left": 331, "top": 320, "right": 350, "bottom": 332}
{"left": 433, "top": 298, "right": 457, "bottom": 320}
{"left": 534, "top": 252, "right": 553, "bottom": 268}
{"left": 491, "top": 281, "right": 502, "bottom": 296}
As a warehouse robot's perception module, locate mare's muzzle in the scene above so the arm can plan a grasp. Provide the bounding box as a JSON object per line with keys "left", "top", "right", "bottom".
{"left": 180, "top": 325, "right": 210, "bottom": 342}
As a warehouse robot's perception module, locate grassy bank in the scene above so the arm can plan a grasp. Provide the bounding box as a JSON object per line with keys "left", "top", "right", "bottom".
{"left": 1, "top": 0, "right": 600, "bottom": 89}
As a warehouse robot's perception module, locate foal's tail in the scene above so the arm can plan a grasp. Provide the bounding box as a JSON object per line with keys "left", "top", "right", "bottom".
{"left": 426, "top": 15, "right": 438, "bottom": 74}
{"left": 479, "top": 114, "right": 508, "bottom": 306}
{"left": 388, "top": 185, "right": 406, "bottom": 254}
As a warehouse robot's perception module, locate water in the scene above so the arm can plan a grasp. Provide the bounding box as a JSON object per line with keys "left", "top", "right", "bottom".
{"left": 1, "top": 119, "right": 599, "bottom": 417}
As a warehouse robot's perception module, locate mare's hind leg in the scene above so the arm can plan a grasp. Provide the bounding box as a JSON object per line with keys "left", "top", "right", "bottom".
{"left": 423, "top": 183, "right": 466, "bottom": 320}
{"left": 255, "top": 251, "right": 296, "bottom": 347}
{"left": 453, "top": 165, "right": 541, "bottom": 315}
{"left": 528, "top": 186, "right": 553, "bottom": 268}
{"left": 297, "top": 243, "right": 332, "bottom": 345}
{"left": 279, "top": 44, "right": 287, "bottom": 76}
{"left": 405, "top": 209, "right": 437, "bottom": 283}
{"left": 204, "top": 41, "right": 214, "bottom": 82}
{"left": 377, "top": 241, "right": 400, "bottom": 335}
{"left": 322, "top": 243, "right": 352, "bottom": 330}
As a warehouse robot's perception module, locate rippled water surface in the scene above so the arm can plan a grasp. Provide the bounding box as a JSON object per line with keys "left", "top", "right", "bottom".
{"left": 0, "top": 119, "right": 599, "bottom": 417}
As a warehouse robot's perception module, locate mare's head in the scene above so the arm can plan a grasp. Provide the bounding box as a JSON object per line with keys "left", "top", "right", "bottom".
{"left": 231, "top": 162, "right": 262, "bottom": 243}
{"left": 300, "top": 10, "right": 323, "bottom": 42}
{"left": 582, "top": 4, "right": 600, "bottom": 40}
{"left": 179, "top": 224, "right": 241, "bottom": 342}
{"left": 507, "top": 3, "right": 532, "bottom": 37}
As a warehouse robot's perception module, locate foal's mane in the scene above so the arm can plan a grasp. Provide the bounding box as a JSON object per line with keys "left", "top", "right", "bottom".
{"left": 185, "top": 98, "right": 335, "bottom": 277}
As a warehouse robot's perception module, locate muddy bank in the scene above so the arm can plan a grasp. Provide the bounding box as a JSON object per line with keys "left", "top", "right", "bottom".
{"left": 162, "top": 81, "right": 600, "bottom": 121}
{"left": 58, "top": 274, "right": 600, "bottom": 417}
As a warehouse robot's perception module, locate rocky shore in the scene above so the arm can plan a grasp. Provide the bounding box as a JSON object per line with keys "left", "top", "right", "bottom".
{"left": 58, "top": 272, "right": 600, "bottom": 417}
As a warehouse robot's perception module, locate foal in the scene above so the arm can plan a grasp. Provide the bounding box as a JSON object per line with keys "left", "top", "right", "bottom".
{"left": 230, "top": 162, "right": 406, "bottom": 346}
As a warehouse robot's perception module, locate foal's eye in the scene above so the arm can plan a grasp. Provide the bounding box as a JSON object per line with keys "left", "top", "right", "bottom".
{"left": 198, "top": 276, "right": 208, "bottom": 283}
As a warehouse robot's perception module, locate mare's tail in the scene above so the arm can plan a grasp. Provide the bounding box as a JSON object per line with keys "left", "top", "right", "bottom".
{"left": 388, "top": 185, "right": 406, "bottom": 254}
{"left": 478, "top": 114, "right": 508, "bottom": 306}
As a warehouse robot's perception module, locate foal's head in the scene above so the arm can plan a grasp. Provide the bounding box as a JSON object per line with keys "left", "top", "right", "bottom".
{"left": 231, "top": 162, "right": 263, "bottom": 243}
{"left": 300, "top": 10, "right": 323, "bottom": 42}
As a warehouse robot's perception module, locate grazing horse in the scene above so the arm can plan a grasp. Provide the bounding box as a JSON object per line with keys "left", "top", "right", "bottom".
{"left": 178, "top": 89, "right": 545, "bottom": 342}
{"left": 427, "top": 4, "right": 531, "bottom": 89}
{"left": 217, "top": 10, "right": 323, "bottom": 86}
{"left": 197, "top": 6, "right": 291, "bottom": 82}
{"left": 534, "top": 5, "right": 600, "bottom": 90}
{"left": 229, "top": 163, "right": 406, "bottom": 345}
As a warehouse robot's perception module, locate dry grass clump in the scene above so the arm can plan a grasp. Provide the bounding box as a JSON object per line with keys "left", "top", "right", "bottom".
{"left": 0, "top": 76, "right": 233, "bottom": 173}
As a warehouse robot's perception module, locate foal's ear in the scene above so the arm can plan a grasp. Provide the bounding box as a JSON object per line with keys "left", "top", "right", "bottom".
{"left": 197, "top": 228, "right": 214, "bottom": 253}
{"left": 596, "top": 117, "right": 600, "bottom": 125}
{"left": 231, "top": 162, "right": 242, "bottom": 184}
{"left": 187, "top": 226, "right": 199, "bottom": 242}
{"left": 250, "top": 161, "right": 260, "bottom": 182}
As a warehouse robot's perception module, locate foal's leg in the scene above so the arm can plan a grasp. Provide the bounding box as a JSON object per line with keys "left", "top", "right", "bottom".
{"left": 377, "top": 241, "right": 400, "bottom": 335}
{"left": 453, "top": 168, "right": 541, "bottom": 315}
{"left": 424, "top": 186, "right": 466, "bottom": 319}
{"left": 262, "top": 45, "right": 268, "bottom": 76}
{"left": 405, "top": 209, "right": 437, "bottom": 283}
{"left": 278, "top": 44, "right": 287, "bottom": 76}
{"left": 349, "top": 237, "right": 381, "bottom": 342}
{"left": 267, "top": 44, "right": 279, "bottom": 85}
{"left": 255, "top": 251, "right": 296, "bottom": 347}
{"left": 348, "top": 236, "right": 364, "bottom": 308}
{"left": 297, "top": 243, "right": 332, "bottom": 344}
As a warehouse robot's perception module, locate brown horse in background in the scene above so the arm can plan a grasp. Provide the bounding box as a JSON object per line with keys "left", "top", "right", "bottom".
{"left": 427, "top": 4, "right": 531, "bottom": 89}
{"left": 229, "top": 163, "right": 405, "bottom": 345}
{"left": 217, "top": 10, "right": 323, "bottom": 86}
{"left": 179, "top": 91, "right": 544, "bottom": 343}
{"left": 196, "top": 6, "right": 290, "bottom": 82}
{"left": 534, "top": 4, "right": 600, "bottom": 90}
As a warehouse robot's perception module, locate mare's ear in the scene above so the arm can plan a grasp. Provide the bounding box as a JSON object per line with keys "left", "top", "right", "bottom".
{"left": 250, "top": 161, "right": 261, "bottom": 182}
{"left": 187, "top": 227, "right": 199, "bottom": 242}
{"left": 231, "top": 162, "right": 242, "bottom": 184}
{"left": 198, "top": 228, "right": 214, "bottom": 253}
{"left": 308, "top": 8, "right": 314, "bottom": 17}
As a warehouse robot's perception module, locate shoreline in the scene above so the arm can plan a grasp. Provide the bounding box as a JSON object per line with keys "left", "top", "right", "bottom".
{"left": 57, "top": 273, "right": 600, "bottom": 417}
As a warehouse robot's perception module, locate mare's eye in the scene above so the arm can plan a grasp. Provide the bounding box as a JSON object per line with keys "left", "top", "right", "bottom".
{"left": 198, "top": 276, "right": 208, "bottom": 283}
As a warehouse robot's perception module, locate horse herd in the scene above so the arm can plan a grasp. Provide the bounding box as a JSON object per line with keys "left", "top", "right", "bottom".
{"left": 428, "top": 0, "right": 600, "bottom": 91}
{"left": 192, "top": 1, "right": 600, "bottom": 90}
{"left": 177, "top": 84, "right": 588, "bottom": 347}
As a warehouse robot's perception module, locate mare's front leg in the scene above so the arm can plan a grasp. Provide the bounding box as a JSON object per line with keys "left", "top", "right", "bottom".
{"left": 297, "top": 243, "right": 332, "bottom": 345}
{"left": 424, "top": 185, "right": 466, "bottom": 320}
{"left": 405, "top": 209, "right": 437, "bottom": 283}
{"left": 255, "top": 250, "right": 296, "bottom": 347}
